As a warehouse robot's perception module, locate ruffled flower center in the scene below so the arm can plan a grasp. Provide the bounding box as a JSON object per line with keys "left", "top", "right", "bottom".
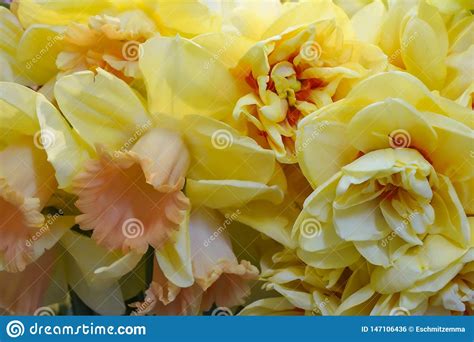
{"left": 58, "top": 10, "right": 156, "bottom": 81}
{"left": 73, "top": 148, "right": 189, "bottom": 254}
{"left": 0, "top": 179, "right": 44, "bottom": 272}
{"left": 233, "top": 21, "right": 357, "bottom": 163}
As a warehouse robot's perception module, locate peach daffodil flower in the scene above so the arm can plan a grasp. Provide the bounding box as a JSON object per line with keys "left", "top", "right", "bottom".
{"left": 48, "top": 67, "right": 290, "bottom": 313}
{"left": 0, "top": 81, "right": 91, "bottom": 314}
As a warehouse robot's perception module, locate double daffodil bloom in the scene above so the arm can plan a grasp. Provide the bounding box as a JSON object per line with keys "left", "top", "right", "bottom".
{"left": 350, "top": 0, "right": 474, "bottom": 106}
{"left": 9, "top": 0, "right": 222, "bottom": 86}
{"left": 290, "top": 71, "right": 473, "bottom": 314}
{"left": 139, "top": 0, "right": 387, "bottom": 164}
{"left": 50, "top": 67, "right": 289, "bottom": 314}
{"left": 243, "top": 217, "right": 473, "bottom": 316}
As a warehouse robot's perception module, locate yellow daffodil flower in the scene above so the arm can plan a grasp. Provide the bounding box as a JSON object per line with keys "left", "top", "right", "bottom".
{"left": 10, "top": 0, "right": 223, "bottom": 87}
{"left": 139, "top": 0, "right": 388, "bottom": 164}
{"left": 290, "top": 71, "right": 473, "bottom": 314}
{"left": 47, "top": 67, "right": 291, "bottom": 313}
{"left": 351, "top": 0, "right": 474, "bottom": 105}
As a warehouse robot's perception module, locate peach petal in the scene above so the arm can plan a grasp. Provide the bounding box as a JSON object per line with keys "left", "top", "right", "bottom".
{"left": 73, "top": 148, "right": 189, "bottom": 253}
{"left": 0, "top": 249, "right": 54, "bottom": 314}
{"left": 199, "top": 260, "right": 259, "bottom": 311}
{"left": 189, "top": 209, "right": 259, "bottom": 309}
{"left": 137, "top": 261, "right": 202, "bottom": 316}
{"left": 0, "top": 178, "right": 44, "bottom": 272}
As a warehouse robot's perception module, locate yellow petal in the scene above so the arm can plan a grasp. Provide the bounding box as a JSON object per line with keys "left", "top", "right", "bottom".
{"left": 239, "top": 297, "right": 301, "bottom": 316}
{"left": 155, "top": 208, "right": 193, "bottom": 288}
{"left": 422, "top": 111, "right": 473, "bottom": 182}
{"left": 14, "top": 0, "right": 109, "bottom": 27}
{"left": 36, "top": 94, "right": 91, "bottom": 191}
{"left": 223, "top": 199, "right": 298, "bottom": 249}
{"left": 222, "top": 0, "right": 282, "bottom": 41}
{"left": 416, "top": 1, "right": 448, "bottom": 56}
{"left": 401, "top": 16, "right": 447, "bottom": 90}
{"left": 350, "top": 0, "right": 386, "bottom": 44}
{"left": 153, "top": 0, "right": 221, "bottom": 37}
{"left": 371, "top": 235, "right": 467, "bottom": 294}
{"left": 192, "top": 32, "right": 253, "bottom": 69}
{"left": 140, "top": 35, "right": 243, "bottom": 119}
{"left": 0, "top": 82, "right": 39, "bottom": 140}
{"left": 336, "top": 284, "right": 375, "bottom": 315}
{"left": 181, "top": 115, "right": 276, "bottom": 184}
{"left": 186, "top": 179, "right": 283, "bottom": 209}
{"left": 17, "top": 25, "right": 65, "bottom": 85}
{"left": 54, "top": 68, "right": 151, "bottom": 151}
{"left": 296, "top": 119, "right": 358, "bottom": 187}
{"left": 297, "top": 243, "right": 360, "bottom": 269}
{"left": 262, "top": 0, "right": 352, "bottom": 39}
{"left": 347, "top": 71, "right": 439, "bottom": 110}
{"left": 0, "top": 7, "right": 31, "bottom": 85}
{"left": 347, "top": 98, "right": 438, "bottom": 154}
{"left": 61, "top": 230, "right": 128, "bottom": 315}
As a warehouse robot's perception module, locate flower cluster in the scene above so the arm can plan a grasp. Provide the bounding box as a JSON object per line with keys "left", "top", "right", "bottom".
{"left": 0, "top": 0, "right": 472, "bottom": 316}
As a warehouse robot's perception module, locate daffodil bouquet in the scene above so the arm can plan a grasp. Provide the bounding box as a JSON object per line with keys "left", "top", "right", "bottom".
{"left": 0, "top": 0, "right": 472, "bottom": 317}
